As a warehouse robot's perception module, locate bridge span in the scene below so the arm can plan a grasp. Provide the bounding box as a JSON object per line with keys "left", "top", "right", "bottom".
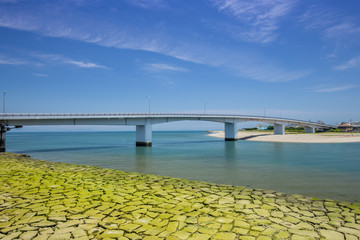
{"left": 0, "top": 113, "right": 335, "bottom": 151}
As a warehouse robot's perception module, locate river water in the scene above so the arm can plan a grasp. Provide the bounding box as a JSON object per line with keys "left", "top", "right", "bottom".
{"left": 6, "top": 131, "right": 360, "bottom": 202}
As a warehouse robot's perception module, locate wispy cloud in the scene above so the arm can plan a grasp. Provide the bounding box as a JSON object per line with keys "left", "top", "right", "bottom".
{"left": 299, "top": 6, "right": 360, "bottom": 42}
{"left": 0, "top": 1, "right": 307, "bottom": 83}
{"left": 236, "top": 64, "right": 310, "bottom": 83}
{"left": 32, "top": 73, "right": 48, "bottom": 77}
{"left": 334, "top": 56, "right": 360, "bottom": 70}
{"left": 35, "top": 54, "right": 108, "bottom": 69}
{"left": 0, "top": 55, "right": 27, "bottom": 65}
{"left": 311, "top": 84, "right": 358, "bottom": 93}
{"left": 0, "top": 53, "right": 41, "bottom": 66}
{"left": 64, "top": 60, "right": 107, "bottom": 69}
{"left": 144, "top": 63, "right": 188, "bottom": 72}
{"left": 123, "top": 0, "right": 166, "bottom": 9}
{"left": 210, "top": 0, "right": 297, "bottom": 43}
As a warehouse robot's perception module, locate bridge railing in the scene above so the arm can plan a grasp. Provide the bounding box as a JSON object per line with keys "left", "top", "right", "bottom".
{"left": 0, "top": 113, "right": 334, "bottom": 127}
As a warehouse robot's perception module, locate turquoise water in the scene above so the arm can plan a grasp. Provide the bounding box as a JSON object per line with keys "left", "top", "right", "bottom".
{"left": 6, "top": 131, "right": 360, "bottom": 202}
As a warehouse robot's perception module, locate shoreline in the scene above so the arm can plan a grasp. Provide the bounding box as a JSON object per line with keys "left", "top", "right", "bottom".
{"left": 0, "top": 153, "right": 359, "bottom": 239}
{"left": 207, "top": 131, "right": 360, "bottom": 143}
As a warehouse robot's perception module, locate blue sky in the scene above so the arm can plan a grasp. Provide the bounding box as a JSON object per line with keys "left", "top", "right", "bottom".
{"left": 1, "top": 0, "right": 360, "bottom": 130}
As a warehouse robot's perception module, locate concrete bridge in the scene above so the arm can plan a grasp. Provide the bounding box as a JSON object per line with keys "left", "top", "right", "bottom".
{"left": 0, "top": 113, "right": 335, "bottom": 152}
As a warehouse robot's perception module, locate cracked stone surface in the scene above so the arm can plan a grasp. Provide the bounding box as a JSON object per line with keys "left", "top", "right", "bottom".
{"left": 0, "top": 153, "right": 359, "bottom": 239}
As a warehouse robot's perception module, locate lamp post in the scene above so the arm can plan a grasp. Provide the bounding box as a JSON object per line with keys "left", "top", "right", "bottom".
{"left": 204, "top": 103, "right": 207, "bottom": 114}
{"left": 146, "top": 96, "right": 150, "bottom": 114}
{"left": 2, "top": 91, "right": 7, "bottom": 114}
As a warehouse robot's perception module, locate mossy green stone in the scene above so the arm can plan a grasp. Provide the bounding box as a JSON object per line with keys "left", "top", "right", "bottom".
{"left": 234, "top": 220, "right": 250, "bottom": 229}
{"left": 238, "top": 236, "right": 255, "bottom": 240}
{"left": 288, "top": 229, "right": 319, "bottom": 238}
{"left": 47, "top": 233, "right": 72, "bottom": 240}
{"left": 213, "top": 232, "right": 236, "bottom": 240}
{"left": 172, "top": 230, "right": 191, "bottom": 239}
{"left": 275, "top": 231, "right": 290, "bottom": 238}
{"left": 198, "top": 227, "right": 218, "bottom": 235}
{"left": 2, "top": 153, "right": 360, "bottom": 240}
{"left": 166, "top": 221, "right": 179, "bottom": 233}
{"left": 232, "top": 227, "right": 249, "bottom": 235}
{"left": 99, "top": 230, "right": 125, "bottom": 238}
{"left": 337, "top": 227, "right": 360, "bottom": 236}
{"left": 19, "top": 231, "right": 38, "bottom": 240}
{"left": 1, "top": 231, "right": 22, "bottom": 240}
{"left": 143, "top": 236, "right": 163, "bottom": 240}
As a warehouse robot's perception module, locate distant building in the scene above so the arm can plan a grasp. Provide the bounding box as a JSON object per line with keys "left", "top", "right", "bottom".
{"left": 257, "top": 124, "right": 268, "bottom": 130}
{"left": 338, "top": 122, "right": 360, "bottom": 132}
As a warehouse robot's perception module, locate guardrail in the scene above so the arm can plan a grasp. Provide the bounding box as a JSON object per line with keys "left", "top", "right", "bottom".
{"left": 0, "top": 113, "right": 335, "bottom": 128}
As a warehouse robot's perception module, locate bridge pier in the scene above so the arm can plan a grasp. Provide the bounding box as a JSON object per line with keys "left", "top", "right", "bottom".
{"left": 1, "top": 126, "right": 6, "bottom": 152}
{"left": 305, "top": 126, "right": 315, "bottom": 133}
{"left": 274, "top": 123, "right": 285, "bottom": 135}
{"left": 225, "top": 122, "right": 238, "bottom": 141}
{"left": 136, "top": 119, "right": 152, "bottom": 146}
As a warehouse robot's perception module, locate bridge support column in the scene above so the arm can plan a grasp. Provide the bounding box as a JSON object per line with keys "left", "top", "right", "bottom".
{"left": 225, "top": 122, "right": 238, "bottom": 141}
{"left": 274, "top": 124, "right": 285, "bottom": 135}
{"left": 136, "top": 119, "right": 152, "bottom": 146}
{"left": 305, "top": 126, "right": 315, "bottom": 133}
{"left": 1, "top": 126, "right": 6, "bottom": 152}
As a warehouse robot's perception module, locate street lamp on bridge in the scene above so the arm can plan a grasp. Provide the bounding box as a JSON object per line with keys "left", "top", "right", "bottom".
{"left": 146, "top": 96, "right": 151, "bottom": 114}
{"left": 2, "top": 91, "right": 7, "bottom": 114}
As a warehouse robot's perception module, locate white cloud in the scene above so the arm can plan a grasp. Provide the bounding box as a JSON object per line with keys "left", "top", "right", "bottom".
{"left": 0, "top": 1, "right": 307, "bottom": 83}
{"left": 32, "top": 73, "right": 48, "bottom": 77}
{"left": 35, "top": 53, "right": 108, "bottom": 69}
{"left": 299, "top": 6, "right": 360, "bottom": 41}
{"left": 64, "top": 60, "right": 107, "bottom": 69}
{"left": 123, "top": 0, "right": 166, "bottom": 9}
{"left": 210, "top": 0, "right": 297, "bottom": 43}
{"left": 0, "top": 54, "right": 41, "bottom": 66}
{"left": 312, "top": 84, "right": 358, "bottom": 93}
{"left": 0, "top": 55, "right": 27, "bottom": 65}
{"left": 144, "top": 63, "right": 188, "bottom": 72}
{"left": 334, "top": 56, "right": 360, "bottom": 70}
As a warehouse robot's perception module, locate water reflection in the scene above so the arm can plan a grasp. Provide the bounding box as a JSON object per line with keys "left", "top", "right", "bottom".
{"left": 224, "top": 141, "right": 237, "bottom": 162}
{"left": 135, "top": 147, "right": 152, "bottom": 172}
{"left": 272, "top": 142, "right": 284, "bottom": 163}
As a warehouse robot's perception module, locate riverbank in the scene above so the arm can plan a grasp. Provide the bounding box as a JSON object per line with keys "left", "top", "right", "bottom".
{"left": 0, "top": 153, "right": 359, "bottom": 240}
{"left": 207, "top": 131, "right": 360, "bottom": 143}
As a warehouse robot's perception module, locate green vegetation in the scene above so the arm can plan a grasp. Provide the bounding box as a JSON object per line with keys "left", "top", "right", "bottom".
{"left": 328, "top": 128, "right": 342, "bottom": 132}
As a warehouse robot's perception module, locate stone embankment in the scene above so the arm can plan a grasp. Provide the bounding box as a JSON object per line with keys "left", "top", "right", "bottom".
{"left": 0, "top": 153, "right": 359, "bottom": 240}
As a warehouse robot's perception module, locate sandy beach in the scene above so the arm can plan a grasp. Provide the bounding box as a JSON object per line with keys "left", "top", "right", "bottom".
{"left": 208, "top": 131, "right": 360, "bottom": 143}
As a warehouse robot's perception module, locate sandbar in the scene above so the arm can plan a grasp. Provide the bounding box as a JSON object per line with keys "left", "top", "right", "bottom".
{"left": 208, "top": 131, "right": 360, "bottom": 143}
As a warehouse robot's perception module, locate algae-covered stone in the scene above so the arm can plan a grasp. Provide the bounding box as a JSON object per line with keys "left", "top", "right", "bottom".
{"left": 166, "top": 221, "right": 179, "bottom": 233}
{"left": 198, "top": 227, "right": 218, "bottom": 235}
{"left": 31, "top": 220, "right": 57, "bottom": 227}
{"left": 234, "top": 220, "right": 250, "bottom": 229}
{"left": 320, "top": 229, "right": 345, "bottom": 240}
{"left": 275, "top": 231, "right": 290, "bottom": 238}
{"left": 232, "top": 227, "right": 249, "bottom": 235}
{"left": 257, "top": 236, "right": 272, "bottom": 240}
{"left": 187, "top": 234, "right": 211, "bottom": 240}
{"left": 1, "top": 231, "right": 22, "bottom": 240}
{"left": 337, "top": 227, "right": 360, "bottom": 236}
{"left": 98, "top": 230, "right": 125, "bottom": 238}
{"left": 48, "top": 233, "right": 72, "bottom": 240}
{"left": 213, "top": 232, "right": 236, "bottom": 240}
{"left": 288, "top": 229, "right": 319, "bottom": 238}
{"left": 143, "top": 236, "right": 163, "bottom": 240}
{"left": 172, "top": 230, "right": 191, "bottom": 239}
{"left": 19, "top": 231, "right": 38, "bottom": 240}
